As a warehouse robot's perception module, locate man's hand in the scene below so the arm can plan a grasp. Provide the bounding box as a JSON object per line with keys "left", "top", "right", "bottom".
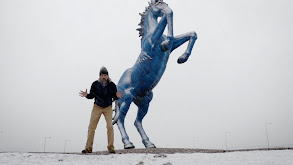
{"left": 116, "top": 91, "right": 123, "bottom": 99}
{"left": 79, "top": 89, "right": 88, "bottom": 97}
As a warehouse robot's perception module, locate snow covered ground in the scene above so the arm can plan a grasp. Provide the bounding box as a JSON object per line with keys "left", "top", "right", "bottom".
{"left": 0, "top": 150, "right": 293, "bottom": 165}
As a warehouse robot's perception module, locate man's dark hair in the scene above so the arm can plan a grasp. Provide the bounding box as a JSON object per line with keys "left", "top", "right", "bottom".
{"left": 100, "top": 66, "right": 108, "bottom": 75}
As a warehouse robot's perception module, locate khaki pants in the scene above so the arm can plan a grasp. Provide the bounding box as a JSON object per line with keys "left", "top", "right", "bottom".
{"left": 85, "top": 104, "right": 114, "bottom": 150}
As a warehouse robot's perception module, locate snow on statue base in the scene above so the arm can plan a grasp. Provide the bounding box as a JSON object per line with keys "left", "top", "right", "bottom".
{"left": 112, "top": 0, "right": 197, "bottom": 149}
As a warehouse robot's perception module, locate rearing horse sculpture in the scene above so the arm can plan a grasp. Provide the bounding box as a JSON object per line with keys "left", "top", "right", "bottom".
{"left": 112, "top": 0, "right": 197, "bottom": 149}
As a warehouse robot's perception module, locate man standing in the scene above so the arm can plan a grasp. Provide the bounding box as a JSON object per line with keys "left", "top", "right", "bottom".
{"left": 79, "top": 66, "right": 123, "bottom": 154}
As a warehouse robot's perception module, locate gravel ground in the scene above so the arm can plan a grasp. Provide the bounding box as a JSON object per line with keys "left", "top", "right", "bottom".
{"left": 73, "top": 147, "right": 293, "bottom": 155}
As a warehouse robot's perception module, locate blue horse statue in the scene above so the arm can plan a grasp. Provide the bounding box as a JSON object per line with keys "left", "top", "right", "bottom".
{"left": 112, "top": 0, "right": 197, "bottom": 149}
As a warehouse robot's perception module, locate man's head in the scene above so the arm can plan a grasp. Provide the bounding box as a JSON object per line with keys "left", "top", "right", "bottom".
{"left": 99, "top": 66, "right": 109, "bottom": 84}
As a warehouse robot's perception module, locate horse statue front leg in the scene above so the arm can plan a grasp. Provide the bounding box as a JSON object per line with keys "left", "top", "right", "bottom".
{"left": 151, "top": 2, "right": 197, "bottom": 62}
{"left": 159, "top": 3, "right": 173, "bottom": 52}
{"left": 151, "top": 2, "right": 174, "bottom": 52}
{"left": 171, "top": 31, "right": 197, "bottom": 64}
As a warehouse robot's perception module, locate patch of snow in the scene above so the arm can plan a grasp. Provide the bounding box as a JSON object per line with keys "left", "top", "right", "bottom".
{"left": 0, "top": 150, "right": 293, "bottom": 165}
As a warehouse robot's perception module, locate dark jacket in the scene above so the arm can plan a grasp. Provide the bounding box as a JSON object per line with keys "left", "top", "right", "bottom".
{"left": 86, "top": 80, "right": 118, "bottom": 108}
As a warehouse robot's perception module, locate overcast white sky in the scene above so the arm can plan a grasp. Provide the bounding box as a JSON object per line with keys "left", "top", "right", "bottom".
{"left": 1, "top": 0, "right": 293, "bottom": 152}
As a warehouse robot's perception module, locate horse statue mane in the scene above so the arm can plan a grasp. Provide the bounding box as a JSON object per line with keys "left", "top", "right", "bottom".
{"left": 112, "top": 0, "right": 197, "bottom": 149}
{"left": 136, "top": 2, "right": 152, "bottom": 39}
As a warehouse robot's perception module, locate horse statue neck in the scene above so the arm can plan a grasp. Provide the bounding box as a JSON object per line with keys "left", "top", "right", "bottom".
{"left": 138, "top": 2, "right": 173, "bottom": 43}
{"left": 143, "top": 9, "right": 159, "bottom": 37}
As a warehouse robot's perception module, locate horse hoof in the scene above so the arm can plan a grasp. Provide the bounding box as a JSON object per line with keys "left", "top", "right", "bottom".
{"left": 124, "top": 142, "right": 135, "bottom": 149}
{"left": 143, "top": 141, "right": 156, "bottom": 148}
{"left": 177, "top": 53, "right": 189, "bottom": 64}
{"left": 146, "top": 144, "right": 156, "bottom": 148}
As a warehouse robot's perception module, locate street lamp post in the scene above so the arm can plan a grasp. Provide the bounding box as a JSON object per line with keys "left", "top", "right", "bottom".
{"left": 64, "top": 140, "right": 70, "bottom": 153}
{"left": 225, "top": 131, "right": 230, "bottom": 150}
{"left": 265, "top": 123, "right": 272, "bottom": 148}
{"left": 0, "top": 131, "right": 3, "bottom": 151}
{"left": 44, "top": 137, "right": 51, "bottom": 153}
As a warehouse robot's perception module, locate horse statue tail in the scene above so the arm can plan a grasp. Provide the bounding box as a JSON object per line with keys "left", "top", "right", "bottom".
{"left": 112, "top": 100, "right": 120, "bottom": 125}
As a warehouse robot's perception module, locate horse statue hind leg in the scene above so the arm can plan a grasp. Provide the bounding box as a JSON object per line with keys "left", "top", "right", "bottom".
{"left": 133, "top": 91, "right": 155, "bottom": 148}
{"left": 112, "top": 72, "right": 136, "bottom": 149}
{"left": 112, "top": 71, "right": 156, "bottom": 149}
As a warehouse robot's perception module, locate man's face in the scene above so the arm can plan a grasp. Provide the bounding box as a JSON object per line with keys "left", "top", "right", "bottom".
{"left": 100, "top": 74, "right": 108, "bottom": 83}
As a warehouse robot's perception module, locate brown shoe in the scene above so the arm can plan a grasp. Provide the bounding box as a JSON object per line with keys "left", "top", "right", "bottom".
{"left": 82, "top": 147, "right": 92, "bottom": 153}
{"left": 108, "top": 147, "right": 115, "bottom": 154}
